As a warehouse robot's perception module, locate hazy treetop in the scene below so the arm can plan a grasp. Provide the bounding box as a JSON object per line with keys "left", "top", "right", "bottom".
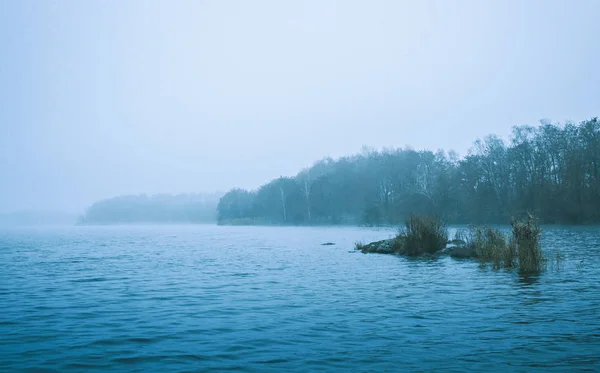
{"left": 1, "top": 0, "right": 599, "bottom": 212}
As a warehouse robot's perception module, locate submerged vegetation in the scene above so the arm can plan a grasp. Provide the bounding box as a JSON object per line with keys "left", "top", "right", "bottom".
{"left": 218, "top": 118, "right": 600, "bottom": 225}
{"left": 358, "top": 214, "right": 553, "bottom": 273}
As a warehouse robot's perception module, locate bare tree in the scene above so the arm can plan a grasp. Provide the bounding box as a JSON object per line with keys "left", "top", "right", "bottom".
{"left": 279, "top": 186, "right": 287, "bottom": 223}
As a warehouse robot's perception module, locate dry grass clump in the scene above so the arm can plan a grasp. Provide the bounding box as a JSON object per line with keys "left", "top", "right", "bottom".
{"left": 400, "top": 215, "right": 448, "bottom": 256}
{"left": 357, "top": 213, "right": 555, "bottom": 272}
{"left": 511, "top": 215, "right": 544, "bottom": 273}
{"left": 468, "top": 226, "right": 515, "bottom": 269}
{"left": 469, "top": 214, "right": 546, "bottom": 272}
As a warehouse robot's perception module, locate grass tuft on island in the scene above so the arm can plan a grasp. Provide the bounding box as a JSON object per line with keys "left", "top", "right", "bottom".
{"left": 401, "top": 214, "right": 448, "bottom": 255}
{"left": 461, "top": 226, "right": 516, "bottom": 269}
{"left": 355, "top": 214, "right": 447, "bottom": 256}
{"left": 356, "top": 214, "right": 554, "bottom": 273}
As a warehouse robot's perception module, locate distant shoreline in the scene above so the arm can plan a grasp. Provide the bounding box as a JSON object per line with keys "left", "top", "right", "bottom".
{"left": 218, "top": 118, "right": 600, "bottom": 226}
{"left": 75, "top": 221, "right": 218, "bottom": 226}
{"left": 216, "top": 220, "right": 600, "bottom": 228}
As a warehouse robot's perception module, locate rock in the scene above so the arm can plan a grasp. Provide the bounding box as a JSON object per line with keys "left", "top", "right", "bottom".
{"left": 358, "top": 239, "right": 396, "bottom": 254}
{"left": 433, "top": 247, "right": 452, "bottom": 257}
{"left": 433, "top": 244, "right": 477, "bottom": 259}
{"left": 321, "top": 242, "right": 336, "bottom": 246}
{"left": 357, "top": 237, "right": 477, "bottom": 259}
{"left": 447, "top": 239, "right": 467, "bottom": 246}
{"left": 449, "top": 246, "right": 476, "bottom": 259}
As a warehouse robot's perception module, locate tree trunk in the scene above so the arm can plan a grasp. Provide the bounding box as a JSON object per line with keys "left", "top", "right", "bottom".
{"left": 280, "top": 187, "right": 287, "bottom": 223}
{"left": 304, "top": 178, "right": 311, "bottom": 222}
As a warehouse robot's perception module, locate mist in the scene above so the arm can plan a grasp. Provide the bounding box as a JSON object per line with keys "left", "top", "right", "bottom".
{"left": 1, "top": 0, "right": 599, "bottom": 214}
{"left": 3, "top": 2, "right": 600, "bottom": 370}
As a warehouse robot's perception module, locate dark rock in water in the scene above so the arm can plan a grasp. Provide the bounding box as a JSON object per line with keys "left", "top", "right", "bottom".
{"left": 433, "top": 247, "right": 452, "bottom": 257}
{"left": 449, "top": 246, "right": 476, "bottom": 259}
{"left": 358, "top": 237, "right": 476, "bottom": 259}
{"left": 321, "top": 242, "right": 336, "bottom": 246}
{"left": 357, "top": 239, "right": 396, "bottom": 254}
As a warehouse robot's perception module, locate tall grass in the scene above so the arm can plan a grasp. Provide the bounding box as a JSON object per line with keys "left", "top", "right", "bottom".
{"left": 354, "top": 241, "right": 365, "bottom": 251}
{"left": 468, "top": 226, "right": 516, "bottom": 269}
{"left": 358, "top": 213, "right": 552, "bottom": 272}
{"left": 469, "top": 215, "right": 546, "bottom": 272}
{"left": 400, "top": 214, "right": 448, "bottom": 256}
{"left": 511, "top": 214, "right": 544, "bottom": 273}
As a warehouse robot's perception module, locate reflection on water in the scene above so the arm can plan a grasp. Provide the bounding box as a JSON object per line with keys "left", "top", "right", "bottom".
{"left": 0, "top": 224, "right": 599, "bottom": 372}
{"left": 517, "top": 273, "right": 541, "bottom": 286}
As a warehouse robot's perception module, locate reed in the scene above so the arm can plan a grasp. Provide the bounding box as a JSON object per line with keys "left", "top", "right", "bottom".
{"left": 400, "top": 214, "right": 448, "bottom": 256}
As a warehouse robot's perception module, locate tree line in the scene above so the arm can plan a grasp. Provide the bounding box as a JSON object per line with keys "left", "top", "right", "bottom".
{"left": 79, "top": 193, "right": 222, "bottom": 224}
{"left": 218, "top": 118, "right": 600, "bottom": 225}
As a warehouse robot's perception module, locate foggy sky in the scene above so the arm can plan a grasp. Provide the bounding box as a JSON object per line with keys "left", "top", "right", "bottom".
{"left": 1, "top": 0, "right": 599, "bottom": 213}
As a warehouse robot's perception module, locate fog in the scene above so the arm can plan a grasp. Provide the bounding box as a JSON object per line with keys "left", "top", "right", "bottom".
{"left": 1, "top": 0, "right": 599, "bottom": 214}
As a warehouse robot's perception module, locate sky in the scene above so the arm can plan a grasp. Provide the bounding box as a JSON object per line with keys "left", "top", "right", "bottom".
{"left": 1, "top": 0, "right": 599, "bottom": 213}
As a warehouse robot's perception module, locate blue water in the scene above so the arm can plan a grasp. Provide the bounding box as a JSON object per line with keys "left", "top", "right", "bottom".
{"left": 1, "top": 225, "right": 599, "bottom": 372}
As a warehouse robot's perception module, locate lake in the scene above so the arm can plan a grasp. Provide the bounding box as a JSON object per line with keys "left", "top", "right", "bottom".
{"left": 1, "top": 225, "right": 599, "bottom": 372}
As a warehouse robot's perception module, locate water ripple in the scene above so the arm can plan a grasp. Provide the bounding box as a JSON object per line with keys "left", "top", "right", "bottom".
{"left": 1, "top": 224, "right": 599, "bottom": 372}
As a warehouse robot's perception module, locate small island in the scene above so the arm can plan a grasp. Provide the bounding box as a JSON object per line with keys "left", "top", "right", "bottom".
{"left": 356, "top": 214, "right": 549, "bottom": 273}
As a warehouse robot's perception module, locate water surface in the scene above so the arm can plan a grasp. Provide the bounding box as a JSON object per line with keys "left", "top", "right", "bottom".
{"left": 1, "top": 225, "right": 599, "bottom": 372}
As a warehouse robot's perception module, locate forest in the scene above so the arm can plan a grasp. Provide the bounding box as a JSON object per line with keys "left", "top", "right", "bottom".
{"left": 218, "top": 118, "right": 600, "bottom": 225}
{"left": 79, "top": 193, "right": 221, "bottom": 224}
